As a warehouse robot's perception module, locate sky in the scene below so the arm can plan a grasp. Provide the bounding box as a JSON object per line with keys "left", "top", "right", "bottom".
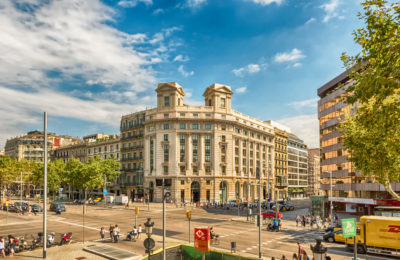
{"left": 0, "top": 0, "right": 364, "bottom": 149}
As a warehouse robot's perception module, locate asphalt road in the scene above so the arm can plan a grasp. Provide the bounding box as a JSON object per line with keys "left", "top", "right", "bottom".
{"left": 0, "top": 203, "right": 396, "bottom": 260}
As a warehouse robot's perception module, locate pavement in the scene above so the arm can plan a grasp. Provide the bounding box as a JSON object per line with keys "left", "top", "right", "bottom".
{"left": 0, "top": 201, "right": 395, "bottom": 260}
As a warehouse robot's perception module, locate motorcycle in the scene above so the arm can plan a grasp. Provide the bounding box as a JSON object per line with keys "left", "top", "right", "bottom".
{"left": 59, "top": 232, "right": 72, "bottom": 246}
{"left": 267, "top": 223, "right": 279, "bottom": 232}
{"left": 126, "top": 231, "right": 137, "bottom": 241}
{"left": 47, "top": 232, "right": 56, "bottom": 247}
{"left": 30, "top": 232, "right": 43, "bottom": 250}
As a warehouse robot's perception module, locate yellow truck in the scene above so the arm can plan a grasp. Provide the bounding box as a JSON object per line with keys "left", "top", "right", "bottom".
{"left": 345, "top": 216, "right": 400, "bottom": 256}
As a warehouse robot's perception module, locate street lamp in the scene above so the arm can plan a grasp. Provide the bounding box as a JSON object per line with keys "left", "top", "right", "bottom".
{"left": 310, "top": 239, "right": 327, "bottom": 260}
{"left": 144, "top": 218, "right": 155, "bottom": 259}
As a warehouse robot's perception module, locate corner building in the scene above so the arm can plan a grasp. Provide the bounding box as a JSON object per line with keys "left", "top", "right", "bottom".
{"left": 143, "top": 82, "right": 275, "bottom": 203}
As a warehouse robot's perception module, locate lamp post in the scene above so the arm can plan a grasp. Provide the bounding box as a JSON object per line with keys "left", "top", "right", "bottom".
{"left": 310, "top": 239, "right": 327, "bottom": 260}
{"left": 329, "top": 171, "right": 333, "bottom": 226}
{"left": 144, "top": 218, "right": 155, "bottom": 259}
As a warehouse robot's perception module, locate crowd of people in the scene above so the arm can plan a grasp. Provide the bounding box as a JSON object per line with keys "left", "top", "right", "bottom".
{"left": 100, "top": 224, "right": 143, "bottom": 243}
{"left": 295, "top": 214, "right": 335, "bottom": 229}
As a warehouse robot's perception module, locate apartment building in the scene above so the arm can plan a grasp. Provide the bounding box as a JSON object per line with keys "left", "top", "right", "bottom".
{"left": 5, "top": 130, "right": 80, "bottom": 162}
{"left": 141, "top": 82, "right": 275, "bottom": 203}
{"left": 287, "top": 133, "right": 308, "bottom": 198}
{"left": 120, "top": 112, "right": 145, "bottom": 200}
{"left": 307, "top": 148, "right": 320, "bottom": 196}
{"left": 318, "top": 70, "right": 400, "bottom": 213}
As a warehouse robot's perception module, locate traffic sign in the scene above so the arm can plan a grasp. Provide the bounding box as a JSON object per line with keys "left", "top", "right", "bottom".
{"left": 194, "top": 227, "right": 210, "bottom": 252}
{"left": 59, "top": 188, "right": 64, "bottom": 193}
{"left": 342, "top": 218, "right": 357, "bottom": 238}
{"left": 103, "top": 189, "right": 107, "bottom": 195}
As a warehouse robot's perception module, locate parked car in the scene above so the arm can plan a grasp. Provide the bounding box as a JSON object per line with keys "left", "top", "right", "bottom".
{"left": 228, "top": 200, "right": 238, "bottom": 207}
{"left": 325, "top": 224, "right": 342, "bottom": 233}
{"left": 31, "top": 204, "right": 43, "bottom": 212}
{"left": 261, "top": 210, "right": 283, "bottom": 219}
{"left": 50, "top": 202, "right": 66, "bottom": 212}
{"left": 323, "top": 228, "right": 345, "bottom": 243}
{"left": 14, "top": 201, "right": 29, "bottom": 211}
{"left": 3, "top": 203, "right": 18, "bottom": 212}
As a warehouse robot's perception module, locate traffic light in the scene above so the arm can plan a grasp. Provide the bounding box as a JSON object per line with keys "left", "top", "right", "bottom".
{"left": 135, "top": 206, "right": 139, "bottom": 215}
{"left": 186, "top": 209, "right": 191, "bottom": 220}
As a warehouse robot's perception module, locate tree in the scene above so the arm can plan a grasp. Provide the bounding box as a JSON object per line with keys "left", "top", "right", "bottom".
{"left": 31, "top": 159, "right": 65, "bottom": 198}
{"left": 341, "top": 0, "right": 400, "bottom": 200}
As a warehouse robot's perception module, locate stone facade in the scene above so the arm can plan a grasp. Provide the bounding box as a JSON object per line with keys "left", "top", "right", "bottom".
{"left": 272, "top": 127, "right": 289, "bottom": 199}
{"left": 142, "top": 82, "right": 275, "bottom": 203}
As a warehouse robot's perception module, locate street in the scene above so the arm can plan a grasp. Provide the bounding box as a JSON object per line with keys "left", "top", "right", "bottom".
{"left": 0, "top": 202, "right": 397, "bottom": 260}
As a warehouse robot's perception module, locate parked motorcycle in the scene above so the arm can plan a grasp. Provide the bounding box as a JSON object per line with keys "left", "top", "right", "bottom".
{"left": 59, "top": 232, "right": 72, "bottom": 245}
{"left": 47, "top": 232, "right": 56, "bottom": 247}
{"left": 30, "top": 232, "right": 43, "bottom": 249}
{"left": 267, "top": 223, "right": 279, "bottom": 232}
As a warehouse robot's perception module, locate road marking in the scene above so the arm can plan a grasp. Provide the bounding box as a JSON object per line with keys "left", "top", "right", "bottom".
{"left": 55, "top": 220, "right": 100, "bottom": 231}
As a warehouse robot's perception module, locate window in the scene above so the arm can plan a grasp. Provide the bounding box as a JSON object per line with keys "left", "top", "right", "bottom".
{"left": 99, "top": 147, "right": 101, "bottom": 152}
{"left": 164, "top": 134, "right": 169, "bottom": 141}
{"left": 235, "top": 128, "right": 240, "bottom": 133}
{"left": 181, "top": 180, "right": 185, "bottom": 185}
{"left": 192, "top": 124, "right": 199, "bottom": 130}
{"left": 180, "top": 123, "right": 186, "bottom": 129}
{"left": 180, "top": 135, "right": 185, "bottom": 162}
{"left": 164, "top": 96, "right": 170, "bottom": 107}
{"left": 221, "top": 115, "right": 226, "bottom": 119}
{"left": 164, "top": 113, "right": 169, "bottom": 118}
{"left": 221, "top": 166, "right": 226, "bottom": 175}
{"left": 164, "top": 124, "right": 169, "bottom": 130}
{"left": 193, "top": 114, "right": 198, "bottom": 117}
{"left": 206, "top": 166, "right": 211, "bottom": 174}
{"left": 192, "top": 135, "right": 198, "bottom": 162}
{"left": 150, "top": 138, "right": 154, "bottom": 172}
{"left": 164, "top": 166, "right": 168, "bottom": 174}
{"left": 193, "top": 166, "right": 198, "bottom": 174}
{"left": 180, "top": 166, "right": 185, "bottom": 174}
{"left": 221, "top": 97, "right": 226, "bottom": 108}
{"left": 205, "top": 124, "right": 211, "bottom": 130}
{"left": 205, "top": 135, "right": 211, "bottom": 162}
{"left": 206, "top": 180, "right": 211, "bottom": 185}
{"left": 180, "top": 113, "right": 185, "bottom": 117}
{"left": 164, "top": 144, "right": 169, "bottom": 162}
{"left": 208, "top": 99, "right": 212, "bottom": 106}
{"left": 206, "top": 114, "right": 211, "bottom": 117}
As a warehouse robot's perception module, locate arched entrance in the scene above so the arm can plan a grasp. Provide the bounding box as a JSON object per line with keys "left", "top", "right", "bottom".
{"left": 235, "top": 181, "right": 240, "bottom": 198}
{"left": 243, "top": 182, "right": 248, "bottom": 201}
{"left": 191, "top": 181, "right": 201, "bottom": 203}
{"left": 219, "top": 181, "right": 228, "bottom": 202}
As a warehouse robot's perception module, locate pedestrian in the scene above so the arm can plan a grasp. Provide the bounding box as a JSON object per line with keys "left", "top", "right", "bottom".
{"left": 292, "top": 253, "right": 298, "bottom": 260}
{"left": 302, "top": 251, "right": 310, "bottom": 260}
{"left": 271, "top": 257, "right": 275, "bottom": 260}
{"left": 316, "top": 215, "right": 321, "bottom": 229}
{"left": 113, "top": 224, "right": 120, "bottom": 243}
{"left": 133, "top": 226, "right": 138, "bottom": 241}
{"left": 324, "top": 255, "right": 332, "bottom": 260}
{"left": 8, "top": 235, "right": 16, "bottom": 256}
{"left": 282, "top": 255, "right": 287, "bottom": 260}
{"left": 138, "top": 224, "right": 142, "bottom": 239}
{"left": 0, "top": 237, "right": 5, "bottom": 258}
{"left": 296, "top": 215, "right": 300, "bottom": 227}
{"left": 302, "top": 215, "right": 306, "bottom": 227}
{"left": 100, "top": 227, "right": 105, "bottom": 240}
{"left": 109, "top": 224, "right": 114, "bottom": 241}
{"left": 334, "top": 213, "right": 339, "bottom": 226}
{"left": 297, "top": 241, "right": 303, "bottom": 258}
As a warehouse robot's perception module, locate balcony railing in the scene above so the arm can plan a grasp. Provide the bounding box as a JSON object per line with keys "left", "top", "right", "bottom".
{"left": 120, "top": 145, "right": 144, "bottom": 152}
{"left": 122, "top": 167, "right": 143, "bottom": 172}
{"left": 121, "top": 134, "right": 144, "bottom": 141}
{"left": 121, "top": 156, "right": 143, "bottom": 162}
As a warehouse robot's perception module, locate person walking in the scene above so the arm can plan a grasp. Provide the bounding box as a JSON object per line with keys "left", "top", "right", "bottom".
{"left": 100, "top": 227, "right": 105, "bottom": 240}
{"left": 132, "top": 226, "right": 138, "bottom": 242}
{"left": 296, "top": 215, "right": 300, "bottom": 227}
{"left": 292, "top": 253, "right": 298, "bottom": 260}
{"left": 8, "top": 235, "right": 16, "bottom": 256}
{"left": 113, "top": 224, "right": 120, "bottom": 243}
{"left": 301, "top": 215, "right": 306, "bottom": 227}
{"left": 334, "top": 213, "right": 339, "bottom": 227}
{"left": 109, "top": 224, "right": 114, "bottom": 241}
{"left": 138, "top": 224, "right": 142, "bottom": 239}
{"left": 0, "top": 237, "right": 4, "bottom": 258}
{"left": 302, "top": 251, "right": 310, "bottom": 260}
{"left": 297, "top": 242, "right": 303, "bottom": 258}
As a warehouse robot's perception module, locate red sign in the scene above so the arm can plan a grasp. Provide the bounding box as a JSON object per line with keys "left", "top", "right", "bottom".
{"left": 194, "top": 228, "right": 210, "bottom": 252}
{"left": 388, "top": 225, "right": 400, "bottom": 233}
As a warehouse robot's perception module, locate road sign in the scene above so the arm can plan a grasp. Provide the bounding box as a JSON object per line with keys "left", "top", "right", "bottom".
{"left": 135, "top": 206, "right": 139, "bottom": 215}
{"left": 194, "top": 227, "right": 210, "bottom": 252}
{"left": 342, "top": 218, "right": 357, "bottom": 238}
{"left": 143, "top": 238, "right": 155, "bottom": 250}
{"left": 103, "top": 189, "right": 107, "bottom": 195}
{"left": 59, "top": 188, "right": 64, "bottom": 193}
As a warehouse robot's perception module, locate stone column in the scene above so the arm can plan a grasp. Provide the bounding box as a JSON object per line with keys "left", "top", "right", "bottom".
{"left": 186, "top": 134, "right": 192, "bottom": 174}
{"left": 199, "top": 134, "right": 204, "bottom": 171}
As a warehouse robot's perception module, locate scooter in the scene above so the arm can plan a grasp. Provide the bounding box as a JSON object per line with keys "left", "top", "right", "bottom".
{"left": 126, "top": 231, "right": 136, "bottom": 241}
{"left": 267, "top": 223, "right": 279, "bottom": 232}
{"left": 59, "top": 232, "right": 72, "bottom": 245}
{"left": 30, "top": 232, "right": 43, "bottom": 250}
{"left": 47, "top": 232, "right": 56, "bottom": 247}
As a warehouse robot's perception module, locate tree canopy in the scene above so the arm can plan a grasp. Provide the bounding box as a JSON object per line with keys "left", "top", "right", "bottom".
{"left": 341, "top": 0, "right": 400, "bottom": 200}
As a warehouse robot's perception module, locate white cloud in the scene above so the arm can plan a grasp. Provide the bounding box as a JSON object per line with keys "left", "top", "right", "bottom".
{"left": 305, "top": 17, "right": 316, "bottom": 25}
{"left": 0, "top": 85, "right": 148, "bottom": 149}
{"left": 274, "top": 48, "right": 305, "bottom": 63}
{"left": 153, "top": 8, "right": 164, "bottom": 15}
{"left": 321, "top": 0, "right": 340, "bottom": 23}
{"left": 277, "top": 114, "right": 319, "bottom": 148}
{"left": 0, "top": 0, "right": 159, "bottom": 91}
{"left": 118, "top": 0, "right": 153, "bottom": 8}
{"left": 236, "top": 87, "right": 247, "bottom": 93}
{"left": 292, "top": 62, "right": 302, "bottom": 68}
{"left": 287, "top": 98, "right": 318, "bottom": 109}
{"left": 232, "top": 63, "right": 264, "bottom": 77}
{"left": 180, "top": 0, "right": 207, "bottom": 9}
{"left": 178, "top": 65, "right": 194, "bottom": 77}
{"left": 173, "top": 55, "right": 190, "bottom": 62}
{"left": 249, "top": 0, "right": 283, "bottom": 6}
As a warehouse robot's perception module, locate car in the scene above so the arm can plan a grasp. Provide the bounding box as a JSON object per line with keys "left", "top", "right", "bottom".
{"left": 3, "top": 203, "right": 18, "bottom": 212}
{"left": 93, "top": 197, "right": 102, "bottom": 203}
{"left": 323, "top": 228, "right": 345, "bottom": 243}
{"left": 14, "top": 201, "right": 29, "bottom": 211}
{"left": 324, "top": 224, "right": 342, "bottom": 233}
{"left": 50, "top": 202, "right": 66, "bottom": 212}
{"left": 272, "top": 203, "right": 294, "bottom": 212}
{"left": 261, "top": 210, "right": 283, "bottom": 219}
{"left": 31, "top": 204, "right": 43, "bottom": 212}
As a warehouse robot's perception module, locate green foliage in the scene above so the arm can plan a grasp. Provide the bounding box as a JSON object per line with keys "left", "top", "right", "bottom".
{"left": 341, "top": 0, "right": 400, "bottom": 200}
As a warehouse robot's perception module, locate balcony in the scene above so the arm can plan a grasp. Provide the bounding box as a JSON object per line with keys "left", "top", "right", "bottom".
{"left": 320, "top": 182, "right": 400, "bottom": 191}
{"left": 120, "top": 123, "right": 144, "bottom": 131}
{"left": 120, "top": 134, "right": 144, "bottom": 141}
{"left": 120, "top": 145, "right": 144, "bottom": 152}
{"left": 122, "top": 167, "right": 143, "bottom": 173}
{"left": 120, "top": 156, "right": 143, "bottom": 162}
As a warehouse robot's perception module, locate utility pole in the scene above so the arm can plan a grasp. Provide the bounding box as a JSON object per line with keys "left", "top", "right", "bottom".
{"left": 43, "top": 112, "right": 47, "bottom": 259}
{"left": 257, "top": 167, "right": 262, "bottom": 259}
{"left": 162, "top": 179, "right": 166, "bottom": 260}
{"left": 20, "top": 172, "right": 22, "bottom": 204}
{"left": 103, "top": 175, "right": 107, "bottom": 208}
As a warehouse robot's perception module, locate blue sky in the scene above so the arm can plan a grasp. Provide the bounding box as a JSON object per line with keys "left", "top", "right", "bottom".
{"left": 0, "top": 0, "right": 363, "bottom": 149}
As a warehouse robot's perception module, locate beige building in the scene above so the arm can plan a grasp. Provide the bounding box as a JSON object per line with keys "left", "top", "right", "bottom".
{"left": 142, "top": 82, "right": 275, "bottom": 203}
{"left": 307, "top": 148, "right": 320, "bottom": 196}
{"left": 120, "top": 112, "right": 145, "bottom": 200}
{"left": 272, "top": 126, "right": 289, "bottom": 200}
{"left": 5, "top": 130, "right": 80, "bottom": 162}
{"left": 287, "top": 133, "right": 308, "bottom": 198}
